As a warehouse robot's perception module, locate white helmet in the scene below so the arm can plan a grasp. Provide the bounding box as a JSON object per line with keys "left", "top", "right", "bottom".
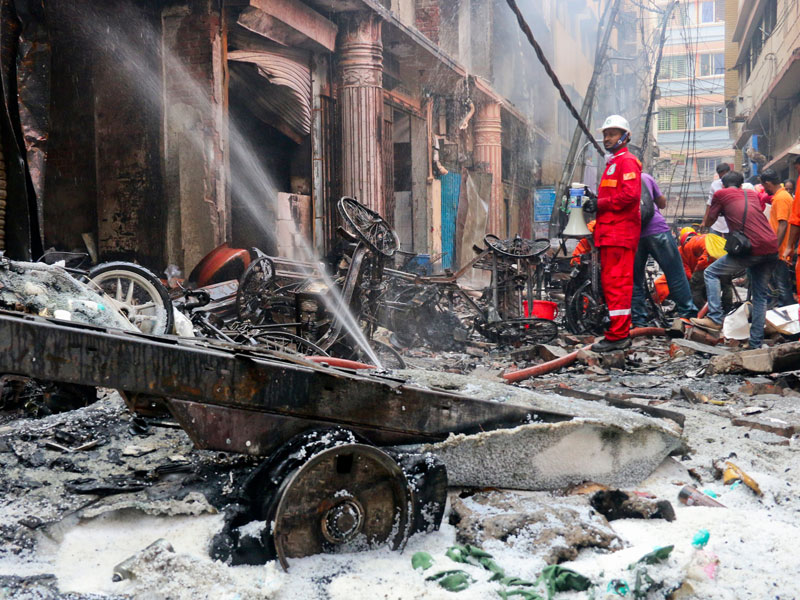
{"left": 599, "top": 114, "right": 631, "bottom": 134}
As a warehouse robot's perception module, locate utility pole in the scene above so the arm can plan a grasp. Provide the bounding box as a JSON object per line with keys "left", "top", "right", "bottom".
{"left": 551, "top": 0, "right": 623, "bottom": 236}
{"left": 640, "top": 1, "right": 678, "bottom": 170}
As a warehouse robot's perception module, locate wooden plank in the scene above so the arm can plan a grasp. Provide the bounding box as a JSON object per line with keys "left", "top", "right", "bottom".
{"left": 731, "top": 414, "right": 798, "bottom": 438}
{"left": 250, "top": 0, "right": 337, "bottom": 53}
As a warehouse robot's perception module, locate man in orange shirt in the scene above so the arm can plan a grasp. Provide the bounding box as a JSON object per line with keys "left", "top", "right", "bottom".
{"left": 782, "top": 156, "right": 800, "bottom": 296}
{"left": 761, "top": 168, "right": 795, "bottom": 305}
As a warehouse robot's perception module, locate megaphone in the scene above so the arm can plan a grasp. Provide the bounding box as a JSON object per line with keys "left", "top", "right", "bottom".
{"left": 562, "top": 184, "right": 592, "bottom": 237}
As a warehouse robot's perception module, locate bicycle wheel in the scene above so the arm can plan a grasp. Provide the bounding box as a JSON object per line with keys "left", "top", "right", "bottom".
{"left": 88, "top": 262, "right": 174, "bottom": 335}
{"left": 483, "top": 234, "right": 550, "bottom": 258}
{"left": 338, "top": 197, "right": 399, "bottom": 258}
{"left": 237, "top": 256, "right": 276, "bottom": 323}
{"left": 565, "top": 279, "right": 606, "bottom": 335}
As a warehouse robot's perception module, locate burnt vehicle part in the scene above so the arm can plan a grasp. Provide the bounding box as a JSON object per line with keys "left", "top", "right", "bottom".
{"left": 564, "top": 247, "right": 609, "bottom": 335}
{"left": 338, "top": 196, "right": 399, "bottom": 258}
{"left": 476, "top": 317, "right": 558, "bottom": 345}
{"left": 187, "top": 243, "right": 254, "bottom": 289}
{"left": 214, "top": 427, "right": 444, "bottom": 568}
{"left": 0, "top": 373, "right": 94, "bottom": 416}
{"left": 35, "top": 251, "right": 175, "bottom": 336}
{"left": 381, "top": 283, "right": 469, "bottom": 351}
{"left": 86, "top": 261, "right": 173, "bottom": 335}
{"left": 0, "top": 311, "right": 575, "bottom": 565}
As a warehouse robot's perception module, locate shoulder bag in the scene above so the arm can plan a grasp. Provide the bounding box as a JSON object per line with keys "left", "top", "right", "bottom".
{"left": 724, "top": 190, "right": 752, "bottom": 257}
{"left": 640, "top": 179, "right": 655, "bottom": 228}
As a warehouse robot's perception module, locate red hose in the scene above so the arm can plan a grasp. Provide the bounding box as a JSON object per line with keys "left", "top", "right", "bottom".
{"left": 502, "top": 326, "right": 666, "bottom": 383}
{"left": 307, "top": 356, "right": 376, "bottom": 370}
{"left": 697, "top": 302, "right": 709, "bottom": 319}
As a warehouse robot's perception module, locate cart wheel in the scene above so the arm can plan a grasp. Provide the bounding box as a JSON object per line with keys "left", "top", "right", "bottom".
{"left": 266, "top": 442, "right": 411, "bottom": 569}
{"left": 236, "top": 256, "right": 275, "bottom": 322}
{"left": 338, "top": 196, "right": 399, "bottom": 258}
{"left": 484, "top": 234, "right": 550, "bottom": 258}
{"left": 87, "top": 262, "right": 173, "bottom": 335}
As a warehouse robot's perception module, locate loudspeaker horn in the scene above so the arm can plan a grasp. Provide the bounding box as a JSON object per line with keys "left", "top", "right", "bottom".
{"left": 562, "top": 184, "right": 592, "bottom": 237}
{"left": 563, "top": 205, "right": 592, "bottom": 237}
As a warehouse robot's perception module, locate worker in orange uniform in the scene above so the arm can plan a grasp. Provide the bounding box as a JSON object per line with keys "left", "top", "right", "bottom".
{"left": 761, "top": 168, "right": 795, "bottom": 305}
{"left": 581, "top": 115, "right": 641, "bottom": 352}
{"left": 782, "top": 156, "right": 800, "bottom": 296}
{"left": 570, "top": 220, "right": 596, "bottom": 266}
{"left": 652, "top": 274, "right": 669, "bottom": 304}
{"left": 673, "top": 227, "right": 735, "bottom": 313}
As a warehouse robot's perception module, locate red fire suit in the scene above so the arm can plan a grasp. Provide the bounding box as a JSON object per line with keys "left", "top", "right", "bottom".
{"left": 594, "top": 147, "right": 641, "bottom": 341}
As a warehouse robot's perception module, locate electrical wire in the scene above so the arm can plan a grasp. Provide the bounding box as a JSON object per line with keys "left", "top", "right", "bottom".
{"left": 503, "top": 0, "right": 605, "bottom": 156}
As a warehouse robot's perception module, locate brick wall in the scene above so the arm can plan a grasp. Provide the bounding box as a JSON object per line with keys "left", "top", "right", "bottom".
{"left": 415, "top": 0, "right": 440, "bottom": 43}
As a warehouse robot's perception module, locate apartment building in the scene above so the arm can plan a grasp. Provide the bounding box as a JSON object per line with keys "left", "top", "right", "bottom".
{"left": 651, "top": 0, "right": 735, "bottom": 220}
{"left": 726, "top": 0, "right": 800, "bottom": 181}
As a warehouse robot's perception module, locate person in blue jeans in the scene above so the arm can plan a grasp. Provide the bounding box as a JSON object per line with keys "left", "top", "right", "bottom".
{"left": 631, "top": 173, "right": 697, "bottom": 326}
{"left": 691, "top": 171, "right": 778, "bottom": 349}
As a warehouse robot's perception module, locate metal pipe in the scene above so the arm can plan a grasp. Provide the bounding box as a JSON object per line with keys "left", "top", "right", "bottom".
{"left": 502, "top": 327, "right": 666, "bottom": 383}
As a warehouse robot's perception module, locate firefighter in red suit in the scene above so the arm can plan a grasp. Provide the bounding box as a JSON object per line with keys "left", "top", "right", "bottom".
{"left": 582, "top": 115, "right": 641, "bottom": 352}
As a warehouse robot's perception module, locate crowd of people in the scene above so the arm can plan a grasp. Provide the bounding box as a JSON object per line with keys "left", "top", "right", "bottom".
{"left": 574, "top": 115, "right": 799, "bottom": 352}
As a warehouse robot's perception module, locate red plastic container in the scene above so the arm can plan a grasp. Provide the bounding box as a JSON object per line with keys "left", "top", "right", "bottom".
{"left": 525, "top": 299, "right": 559, "bottom": 320}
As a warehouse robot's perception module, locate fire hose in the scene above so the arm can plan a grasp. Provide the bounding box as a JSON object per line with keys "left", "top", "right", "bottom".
{"left": 307, "top": 356, "right": 375, "bottom": 370}
{"left": 502, "top": 326, "right": 666, "bottom": 383}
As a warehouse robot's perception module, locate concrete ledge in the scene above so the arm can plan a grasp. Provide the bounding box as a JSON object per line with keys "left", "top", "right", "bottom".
{"left": 709, "top": 341, "right": 800, "bottom": 374}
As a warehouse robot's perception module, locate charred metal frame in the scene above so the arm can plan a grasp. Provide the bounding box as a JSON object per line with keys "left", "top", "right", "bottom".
{"left": 0, "top": 310, "right": 573, "bottom": 457}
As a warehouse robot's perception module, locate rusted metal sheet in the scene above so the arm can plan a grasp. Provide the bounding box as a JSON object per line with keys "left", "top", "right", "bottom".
{"left": 0, "top": 310, "right": 572, "bottom": 456}
{"left": 229, "top": 47, "right": 311, "bottom": 137}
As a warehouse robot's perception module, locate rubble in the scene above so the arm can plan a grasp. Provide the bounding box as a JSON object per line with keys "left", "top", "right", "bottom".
{"left": 0, "top": 260, "right": 136, "bottom": 331}
{"left": 449, "top": 491, "right": 622, "bottom": 564}
{"left": 709, "top": 341, "right": 800, "bottom": 374}
{"left": 589, "top": 489, "right": 676, "bottom": 522}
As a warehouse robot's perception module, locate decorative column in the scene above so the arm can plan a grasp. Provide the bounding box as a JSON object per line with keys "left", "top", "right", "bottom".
{"left": 338, "top": 12, "right": 384, "bottom": 215}
{"left": 474, "top": 102, "right": 503, "bottom": 236}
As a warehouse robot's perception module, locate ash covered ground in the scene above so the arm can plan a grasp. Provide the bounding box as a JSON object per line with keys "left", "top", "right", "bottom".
{"left": 2, "top": 336, "right": 800, "bottom": 599}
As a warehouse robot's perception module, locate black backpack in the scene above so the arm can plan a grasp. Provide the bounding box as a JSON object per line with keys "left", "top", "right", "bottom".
{"left": 640, "top": 179, "right": 654, "bottom": 228}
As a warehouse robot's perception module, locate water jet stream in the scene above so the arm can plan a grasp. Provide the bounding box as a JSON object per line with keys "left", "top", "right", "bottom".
{"left": 67, "top": 2, "right": 383, "bottom": 368}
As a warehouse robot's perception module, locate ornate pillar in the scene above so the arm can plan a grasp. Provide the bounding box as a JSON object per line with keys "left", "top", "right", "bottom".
{"left": 338, "top": 12, "right": 384, "bottom": 215}
{"left": 474, "top": 102, "right": 503, "bottom": 236}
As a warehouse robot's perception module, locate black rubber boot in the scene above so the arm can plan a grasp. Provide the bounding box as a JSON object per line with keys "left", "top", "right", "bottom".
{"left": 592, "top": 336, "right": 631, "bottom": 352}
